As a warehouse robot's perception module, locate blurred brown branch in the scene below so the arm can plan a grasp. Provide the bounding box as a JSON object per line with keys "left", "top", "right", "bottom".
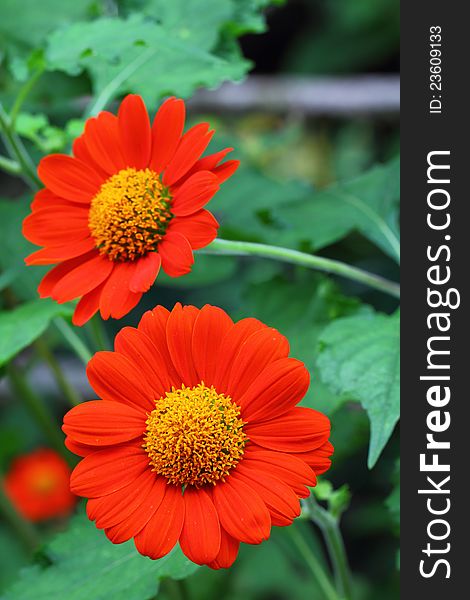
{"left": 188, "top": 74, "right": 400, "bottom": 117}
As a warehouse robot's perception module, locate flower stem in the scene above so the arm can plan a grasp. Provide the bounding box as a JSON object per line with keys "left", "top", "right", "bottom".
{"left": 307, "top": 496, "right": 353, "bottom": 600}
{"left": 53, "top": 317, "right": 93, "bottom": 366}
{"left": 88, "top": 315, "right": 111, "bottom": 352}
{"left": 0, "top": 102, "right": 41, "bottom": 189}
{"left": 160, "top": 579, "right": 191, "bottom": 600}
{"left": 34, "top": 338, "right": 82, "bottom": 407}
{"left": 6, "top": 362, "right": 72, "bottom": 465}
{"left": 200, "top": 238, "right": 400, "bottom": 299}
{"left": 9, "top": 66, "right": 45, "bottom": 126}
{"left": 0, "top": 476, "right": 39, "bottom": 553}
{"left": 0, "top": 154, "right": 21, "bottom": 176}
{"left": 85, "top": 47, "right": 157, "bottom": 117}
{"left": 288, "top": 525, "right": 340, "bottom": 600}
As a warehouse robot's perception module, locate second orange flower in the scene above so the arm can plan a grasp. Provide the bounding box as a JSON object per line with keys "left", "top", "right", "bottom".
{"left": 23, "top": 95, "right": 239, "bottom": 325}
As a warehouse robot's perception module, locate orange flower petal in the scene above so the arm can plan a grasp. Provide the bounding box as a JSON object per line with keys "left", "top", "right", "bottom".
{"left": 232, "top": 467, "right": 300, "bottom": 525}
{"left": 212, "top": 317, "right": 267, "bottom": 392}
{"left": 83, "top": 111, "right": 127, "bottom": 174}
{"left": 70, "top": 444, "right": 148, "bottom": 497}
{"left": 179, "top": 487, "right": 221, "bottom": 565}
{"left": 150, "top": 97, "right": 185, "bottom": 173}
{"left": 65, "top": 437, "right": 101, "bottom": 457}
{"left": 184, "top": 147, "right": 233, "bottom": 179}
{"left": 163, "top": 123, "right": 214, "bottom": 186}
{"left": 171, "top": 170, "right": 219, "bottom": 217}
{"left": 245, "top": 407, "right": 331, "bottom": 453}
{"left": 242, "top": 446, "right": 316, "bottom": 497}
{"left": 99, "top": 262, "right": 142, "bottom": 320}
{"left": 238, "top": 358, "right": 309, "bottom": 422}
{"left": 168, "top": 209, "right": 218, "bottom": 250}
{"left": 114, "top": 326, "right": 177, "bottom": 397}
{"left": 87, "top": 469, "right": 155, "bottom": 529}
{"left": 72, "top": 281, "right": 106, "bottom": 326}
{"left": 118, "top": 94, "right": 151, "bottom": 169}
{"left": 37, "top": 252, "right": 98, "bottom": 298}
{"left": 212, "top": 476, "right": 271, "bottom": 545}
{"left": 38, "top": 155, "right": 103, "bottom": 203}
{"left": 225, "top": 328, "right": 290, "bottom": 399}
{"left": 191, "top": 304, "right": 233, "bottom": 384}
{"left": 129, "top": 252, "right": 161, "bottom": 293}
{"left": 104, "top": 476, "right": 168, "bottom": 543}
{"left": 134, "top": 483, "right": 185, "bottom": 559}
{"left": 212, "top": 159, "right": 240, "bottom": 183}
{"left": 86, "top": 351, "right": 154, "bottom": 411}
{"left": 62, "top": 400, "right": 145, "bottom": 446}
{"left": 31, "top": 189, "right": 76, "bottom": 211}
{"left": 158, "top": 230, "right": 194, "bottom": 277}
{"left": 207, "top": 527, "right": 240, "bottom": 570}
{"left": 292, "top": 440, "right": 334, "bottom": 475}
{"left": 138, "top": 306, "right": 183, "bottom": 385}
{"left": 51, "top": 253, "right": 114, "bottom": 303}
{"left": 25, "top": 238, "right": 96, "bottom": 266}
{"left": 165, "top": 303, "right": 199, "bottom": 385}
{"left": 23, "top": 206, "right": 89, "bottom": 246}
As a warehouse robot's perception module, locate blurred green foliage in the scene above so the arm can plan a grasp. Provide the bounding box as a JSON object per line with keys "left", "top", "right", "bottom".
{"left": 283, "top": 0, "right": 400, "bottom": 74}
{"left": 3, "top": 514, "right": 198, "bottom": 600}
{"left": 0, "top": 0, "right": 400, "bottom": 598}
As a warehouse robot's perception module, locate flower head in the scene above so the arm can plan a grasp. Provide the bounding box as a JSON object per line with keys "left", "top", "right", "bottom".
{"left": 63, "top": 304, "right": 333, "bottom": 568}
{"left": 4, "top": 449, "right": 76, "bottom": 522}
{"left": 23, "top": 96, "right": 239, "bottom": 325}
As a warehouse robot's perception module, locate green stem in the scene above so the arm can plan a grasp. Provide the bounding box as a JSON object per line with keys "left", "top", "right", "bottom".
{"left": 85, "top": 47, "right": 157, "bottom": 117}
{"left": 307, "top": 496, "right": 353, "bottom": 600}
{"left": 0, "top": 154, "right": 21, "bottom": 176}
{"left": 89, "top": 315, "right": 111, "bottom": 352}
{"left": 200, "top": 238, "right": 400, "bottom": 299}
{"left": 53, "top": 317, "right": 93, "bottom": 366}
{"left": 288, "top": 526, "right": 340, "bottom": 600}
{"left": 34, "top": 338, "right": 81, "bottom": 407}
{"left": 6, "top": 363, "right": 72, "bottom": 465}
{"left": 10, "top": 66, "right": 45, "bottom": 126}
{"left": 160, "top": 579, "right": 191, "bottom": 600}
{"left": 0, "top": 476, "right": 39, "bottom": 553}
{"left": 0, "top": 102, "right": 41, "bottom": 189}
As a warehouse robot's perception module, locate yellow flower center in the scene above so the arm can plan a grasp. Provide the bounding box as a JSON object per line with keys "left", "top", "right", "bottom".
{"left": 143, "top": 383, "right": 247, "bottom": 487}
{"left": 88, "top": 168, "right": 173, "bottom": 261}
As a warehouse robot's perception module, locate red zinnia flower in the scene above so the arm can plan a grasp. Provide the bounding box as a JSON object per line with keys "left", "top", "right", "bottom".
{"left": 63, "top": 304, "right": 333, "bottom": 568}
{"left": 4, "top": 448, "right": 76, "bottom": 522}
{"left": 22, "top": 95, "right": 238, "bottom": 325}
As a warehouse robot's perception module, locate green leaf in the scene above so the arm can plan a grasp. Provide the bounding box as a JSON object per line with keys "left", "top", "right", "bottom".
{"left": 158, "top": 254, "right": 237, "bottom": 288}
{"left": 3, "top": 513, "right": 199, "bottom": 600}
{"left": 312, "top": 481, "right": 351, "bottom": 519}
{"left": 273, "top": 157, "right": 400, "bottom": 261}
{"left": 45, "top": 13, "right": 250, "bottom": 105}
{"left": 0, "top": 0, "right": 95, "bottom": 58}
{"left": 214, "top": 158, "right": 400, "bottom": 262}
{"left": 317, "top": 311, "right": 400, "bottom": 467}
{"left": 0, "top": 299, "right": 72, "bottom": 367}
{"left": 0, "top": 199, "right": 46, "bottom": 301}
{"left": 284, "top": 0, "right": 399, "bottom": 74}
{"left": 223, "top": 0, "right": 280, "bottom": 36}
{"left": 15, "top": 113, "right": 67, "bottom": 152}
{"left": 213, "top": 166, "right": 313, "bottom": 242}
{"left": 136, "top": 0, "right": 234, "bottom": 51}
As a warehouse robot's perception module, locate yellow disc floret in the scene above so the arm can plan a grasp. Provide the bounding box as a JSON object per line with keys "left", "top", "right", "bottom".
{"left": 143, "top": 383, "right": 247, "bottom": 487}
{"left": 88, "top": 168, "right": 173, "bottom": 261}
